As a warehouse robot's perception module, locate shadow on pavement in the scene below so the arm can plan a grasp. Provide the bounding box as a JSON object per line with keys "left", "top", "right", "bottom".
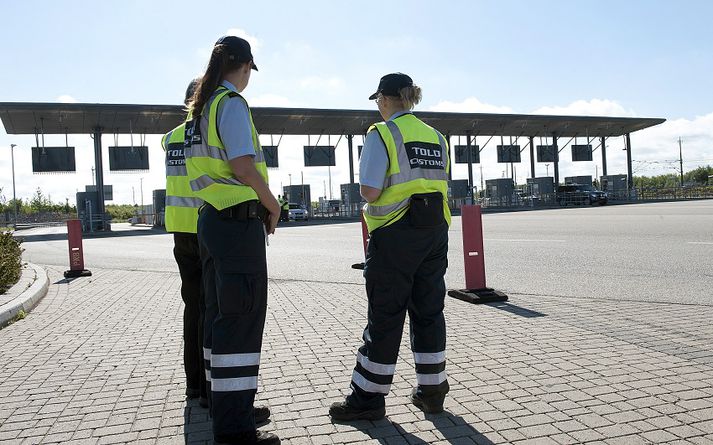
{"left": 183, "top": 399, "right": 212, "bottom": 444}
{"left": 342, "top": 410, "right": 495, "bottom": 445}
{"left": 16, "top": 228, "right": 167, "bottom": 243}
{"left": 487, "top": 301, "right": 546, "bottom": 318}
{"left": 332, "top": 411, "right": 494, "bottom": 445}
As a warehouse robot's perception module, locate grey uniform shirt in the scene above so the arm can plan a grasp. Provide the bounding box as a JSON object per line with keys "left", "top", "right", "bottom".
{"left": 216, "top": 80, "right": 257, "bottom": 160}
{"left": 359, "top": 111, "right": 409, "bottom": 190}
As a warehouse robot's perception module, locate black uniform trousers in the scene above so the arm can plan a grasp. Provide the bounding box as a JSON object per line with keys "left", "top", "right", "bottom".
{"left": 198, "top": 204, "right": 268, "bottom": 439}
{"left": 348, "top": 215, "right": 449, "bottom": 409}
{"left": 172, "top": 232, "right": 206, "bottom": 399}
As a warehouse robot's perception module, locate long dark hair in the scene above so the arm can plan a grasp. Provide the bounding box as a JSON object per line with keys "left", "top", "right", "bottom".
{"left": 187, "top": 44, "right": 242, "bottom": 116}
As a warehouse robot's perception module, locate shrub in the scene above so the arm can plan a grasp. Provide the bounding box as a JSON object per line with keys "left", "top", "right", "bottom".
{"left": 0, "top": 231, "right": 23, "bottom": 294}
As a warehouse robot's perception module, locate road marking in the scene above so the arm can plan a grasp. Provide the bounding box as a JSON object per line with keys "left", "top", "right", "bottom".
{"left": 484, "top": 239, "right": 566, "bottom": 243}
{"left": 688, "top": 242, "right": 713, "bottom": 245}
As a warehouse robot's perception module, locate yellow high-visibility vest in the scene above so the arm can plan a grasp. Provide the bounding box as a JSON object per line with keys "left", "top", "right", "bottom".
{"left": 162, "top": 122, "right": 203, "bottom": 233}
{"left": 185, "top": 86, "right": 268, "bottom": 210}
{"left": 363, "top": 113, "right": 451, "bottom": 233}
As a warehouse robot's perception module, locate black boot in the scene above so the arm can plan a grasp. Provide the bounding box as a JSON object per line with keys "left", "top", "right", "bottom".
{"left": 255, "top": 406, "right": 270, "bottom": 426}
{"left": 328, "top": 400, "right": 385, "bottom": 421}
{"left": 411, "top": 381, "right": 449, "bottom": 414}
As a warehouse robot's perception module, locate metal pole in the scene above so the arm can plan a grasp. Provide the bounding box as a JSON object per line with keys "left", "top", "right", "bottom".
{"left": 529, "top": 136, "right": 535, "bottom": 179}
{"left": 678, "top": 137, "right": 684, "bottom": 187}
{"left": 446, "top": 134, "right": 452, "bottom": 180}
{"left": 600, "top": 136, "right": 608, "bottom": 177}
{"left": 140, "top": 177, "right": 144, "bottom": 222}
{"left": 552, "top": 133, "right": 560, "bottom": 185}
{"left": 10, "top": 144, "right": 18, "bottom": 228}
{"left": 625, "top": 133, "right": 633, "bottom": 190}
{"left": 347, "top": 135, "right": 355, "bottom": 185}
{"left": 92, "top": 127, "right": 106, "bottom": 229}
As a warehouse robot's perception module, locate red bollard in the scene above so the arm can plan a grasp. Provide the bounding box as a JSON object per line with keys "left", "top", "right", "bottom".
{"left": 360, "top": 212, "right": 369, "bottom": 257}
{"left": 447, "top": 204, "right": 507, "bottom": 304}
{"left": 351, "top": 211, "right": 369, "bottom": 270}
{"left": 64, "top": 219, "right": 92, "bottom": 278}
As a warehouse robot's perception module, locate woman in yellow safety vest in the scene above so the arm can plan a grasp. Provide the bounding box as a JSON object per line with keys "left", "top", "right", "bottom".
{"left": 184, "top": 35, "right": 280, "bottom": 445}
{"left": 330, "top": 73, "right": 451, "bottom": 421}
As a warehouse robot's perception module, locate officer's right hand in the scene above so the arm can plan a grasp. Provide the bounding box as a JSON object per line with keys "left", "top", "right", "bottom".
{"left": 264, "top": 196, "right": 281, "bottom": 234}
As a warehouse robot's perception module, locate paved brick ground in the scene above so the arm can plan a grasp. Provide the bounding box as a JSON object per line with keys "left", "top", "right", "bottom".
{"left": 1, "top": 266, "right": 713, "bottom": 444}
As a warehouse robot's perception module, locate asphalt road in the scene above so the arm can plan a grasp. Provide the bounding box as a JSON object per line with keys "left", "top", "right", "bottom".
{"left": 17, "top": 200, "right": 713, "bottom": 305}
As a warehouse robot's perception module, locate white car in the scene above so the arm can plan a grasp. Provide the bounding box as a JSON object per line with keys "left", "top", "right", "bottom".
{"left": 288, "top": 203, "right": 309, "bottom": 221}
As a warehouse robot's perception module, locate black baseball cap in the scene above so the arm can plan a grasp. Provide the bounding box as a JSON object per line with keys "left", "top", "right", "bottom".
{"left": 216, "top": 35, "right": 258, "bottom": 71}
{"left": 368, "top": 72, "right": 413, "bottom": 100}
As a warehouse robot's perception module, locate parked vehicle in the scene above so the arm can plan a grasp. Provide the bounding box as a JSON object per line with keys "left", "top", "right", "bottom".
{"left": 288, "top": 203, "right": 309, "bottom": 221}
{"left": 557, "top": 184, "right": 608, "bottom": 206}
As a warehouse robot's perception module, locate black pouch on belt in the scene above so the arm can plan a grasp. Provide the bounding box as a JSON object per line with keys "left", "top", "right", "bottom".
{"left": 409, "top": 192, "right": 444, "bottom": 228}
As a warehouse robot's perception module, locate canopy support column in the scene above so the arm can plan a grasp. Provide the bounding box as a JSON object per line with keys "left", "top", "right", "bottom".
{"left": 446, "top": 134, "right": 452, "bottom": 180}
{"left": 529, "top": 136, "right": 535, "bottom": 178}
{"left": 600, "top": 136, "right": 608, "bottom": 177}
{"left": 552, "top": 133, "right": 560, "bottom": 185}
{"left": 347, "top": 134, "right": 355, "bottom": 185}
{"left": 625, "top": 133, "right": 633, "bottom": 190}
{"left": 92, "top": 127, "right": 106, "bottom": 229}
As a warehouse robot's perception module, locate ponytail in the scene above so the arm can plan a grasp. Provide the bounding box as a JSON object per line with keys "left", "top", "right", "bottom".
{"left": 399, "top": 85, "right": 422, "bottom": 110}
{"left": 187, "top": 45, "right": 241, "bottom": 116}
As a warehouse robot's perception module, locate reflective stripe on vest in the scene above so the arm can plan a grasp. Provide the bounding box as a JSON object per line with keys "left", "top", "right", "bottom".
{"left": 363, "top": 114, "right": 451, "bottom": 232}
{"left": 185, "top": 87, "right": 269, "bottom": 210}
{"left": 163, "top": 122, "right": 202, "bottom": 233}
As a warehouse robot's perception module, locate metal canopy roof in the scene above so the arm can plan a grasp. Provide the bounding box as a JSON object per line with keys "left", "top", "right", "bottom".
{"left": 0, "top": 102, "right": 665, "bottom": 138}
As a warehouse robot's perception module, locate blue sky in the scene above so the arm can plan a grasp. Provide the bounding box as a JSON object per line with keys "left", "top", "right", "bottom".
{"left": 2, "top": 0, "right": 713, "bottom": 205}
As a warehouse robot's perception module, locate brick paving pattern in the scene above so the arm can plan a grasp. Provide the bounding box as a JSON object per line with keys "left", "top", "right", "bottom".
{"left": 1, "top": 266, "right": 712, "bottom": 444}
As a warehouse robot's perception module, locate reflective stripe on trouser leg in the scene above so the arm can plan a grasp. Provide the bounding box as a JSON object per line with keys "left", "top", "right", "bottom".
{"left": 203, "top": 347, "right": 212, "bottom": 382}
{"left": 350, "top": 349, "right": 396, "bottom": 395}
{"left": 201, "top": 209, "right": 268, "bottom": 437}
{"left": 407, "top": 222, "right": 449, "bottom": 390}
{"left": 198, "top": 212, "right": 218, "bottom": 408}
{"left": 414, "top": 351, "right": 447, "bottom": 386}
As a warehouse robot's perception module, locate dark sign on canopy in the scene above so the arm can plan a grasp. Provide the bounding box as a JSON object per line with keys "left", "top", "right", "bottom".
{"left": 108, "top": 146, "right": 149, "bottom": 171}
{"left": 304, "top": 145, "right": 336, "bottom": 167}
{"left": 32, "top": 146, "right": 76, "bottom": 173}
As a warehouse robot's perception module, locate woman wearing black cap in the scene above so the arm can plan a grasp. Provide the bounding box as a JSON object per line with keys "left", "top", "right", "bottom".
{"left": 185, "top": 36, "right": 280, "bottom": 445}
{"left": 330, "top": 73, "right": 452, "bottom": 421}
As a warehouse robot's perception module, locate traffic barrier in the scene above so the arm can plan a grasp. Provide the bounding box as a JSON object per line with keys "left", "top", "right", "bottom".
{"left": 351, "top": 212, "right": 368, "bottom": 270}
{"left": 447, "top": 204, "right": 507, "bottom": 304}
{"left": 64, "top": 219, "right": 92, "bottom": 278}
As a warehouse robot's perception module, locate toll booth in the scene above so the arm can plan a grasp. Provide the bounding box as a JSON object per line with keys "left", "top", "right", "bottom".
{"left": 153, "top": 189, "right": 166, "bottom": 227}
{"left": 283, "top": 185, "right": 311, "bottom": 208}
{"left": 526, "top": 177, "right": 555, "bottom": 205}
{"left": 565, "top": 175, "right": 593, "bottom": 186}
{"left": 76, "top": 191, "right": 109, "bottom": 232}
{"left": 601, "top": 174, "right": 629, "bottom": 200}
{"left": 448, "top": 179, "right": 470, "bottom": 209}
{"left": 485, "top": 178, "right": 515, "bottom": 207}
{"left": 340, "top": 183, "right": 362, "bottom": 217}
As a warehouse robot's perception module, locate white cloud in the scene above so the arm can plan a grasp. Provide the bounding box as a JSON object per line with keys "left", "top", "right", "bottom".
{"left": 249, "top": 94, "right": 295, "bottom": 107}
{"left": 195, "top": 28, "right": 262, "bottom": 61}
{"left": 628, "top": 112, "right": 713, "bottom": 176}
{"left": 429, "top": 97, "right": 513, "bottom": 114}
{"left": 532, "top": 99, "right": 636, "bottom": 117}
{"left": 225, "top": 28, "right": 261, "bottom": 53}
{"left": 298, "top": 76, "right": 345, "bottom": 94}
{"left": 56, "top": 94, "right": 78, "bottom": 103}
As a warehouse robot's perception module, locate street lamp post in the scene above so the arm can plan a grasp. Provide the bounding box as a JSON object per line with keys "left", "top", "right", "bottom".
{"left": 10, "top": 144, "right": 18, "bottom": 229}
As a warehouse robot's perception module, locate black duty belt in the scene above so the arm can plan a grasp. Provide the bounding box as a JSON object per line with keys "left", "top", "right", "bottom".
{"left": 213, "top": 200, "right": 269, "bottom": 221}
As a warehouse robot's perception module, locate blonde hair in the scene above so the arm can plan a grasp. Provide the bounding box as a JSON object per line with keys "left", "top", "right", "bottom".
{"left": 398, "top": 85, "right": 422, "bottom": 110}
